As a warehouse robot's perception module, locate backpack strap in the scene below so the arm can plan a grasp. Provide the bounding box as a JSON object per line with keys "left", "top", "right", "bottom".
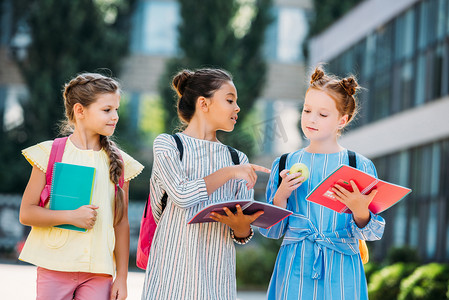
{"left": 227, "top": 146, "right": 240, "bottom": 165}
{"left": 160, "top": 134, "right": 184, "bottom": 212}
{"left": 347, "top": 150, "right": 357, "bottom": 168}
{"left": 39, "top": 136, "right": 69, "bottom": 207}
{"left": 277, "top": 153, "right": 289, "bottom": 188}
{"left": 172, "top": 133, "right": 183, "bottom": 161}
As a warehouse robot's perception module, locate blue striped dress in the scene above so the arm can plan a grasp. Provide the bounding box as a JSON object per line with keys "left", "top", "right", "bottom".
{"left": 259, "top": 149, "right": 385, "bottom": 300}
{"left": 142, "top": 133, "right": 254, "bottom": 300}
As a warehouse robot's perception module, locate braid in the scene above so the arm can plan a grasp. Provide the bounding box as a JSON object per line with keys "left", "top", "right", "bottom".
{"left": 100, "top": 135, "right": 125, "bottom": 225}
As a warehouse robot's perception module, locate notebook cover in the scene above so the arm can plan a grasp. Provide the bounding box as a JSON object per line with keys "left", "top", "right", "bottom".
{"left": 50, "top": 162, "right": 96, "bottom": 232}
{"left": 306, "top": 165, "right": 412, "bottom": 214}
{"left": 187, "top": 200, "right": 293, "bottom": 229}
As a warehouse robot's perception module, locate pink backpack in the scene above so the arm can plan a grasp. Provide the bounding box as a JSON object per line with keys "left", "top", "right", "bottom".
{"left": 135, "top": 134, "right": 183, "bottom": 270}
{"left": 135, "top": 195, "right": 157, "bottom": 269}
{"left": 39, "top": 136, "right": 124, "bottom": 207}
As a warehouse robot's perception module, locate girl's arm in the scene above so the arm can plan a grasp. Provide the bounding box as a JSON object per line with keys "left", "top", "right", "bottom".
{"left": 20, "top": 166, "right": 98, "bottom": 229}
{"left": 203, "top": 163, "right": 270, "bottom": 194}
{"left": 259, "top": 157, "right": 291, "bottom": 239}
{"left": 152, "top": 135, "right": 269, "bottom": 210}
{"left": 333, "top": 158, "right": 386, "bottom": 240}
{"left": 111, "top": 181, "right": 130, "bottom": 300}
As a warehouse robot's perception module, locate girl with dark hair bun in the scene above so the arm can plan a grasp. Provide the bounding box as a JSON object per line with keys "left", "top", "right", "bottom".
{"left": 142, "top": 68, "right": 270, "bottom": 300}
{"left": 19, "top": 72, "right": 144, "bottom": 300}
{"left": 260, "top": 65, "right": 385, "bottom": 300}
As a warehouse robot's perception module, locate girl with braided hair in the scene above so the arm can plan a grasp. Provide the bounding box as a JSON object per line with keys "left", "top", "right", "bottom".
{"left": 260, "top": 65, "right": 385, "bottom": 299}
{"left": 19, "top": 73, "right": 144, "bottom": 300}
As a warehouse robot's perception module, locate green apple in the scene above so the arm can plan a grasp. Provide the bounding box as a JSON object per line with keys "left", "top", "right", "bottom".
{"left": 289, "top": 163, "right": 309, "bottom": 182}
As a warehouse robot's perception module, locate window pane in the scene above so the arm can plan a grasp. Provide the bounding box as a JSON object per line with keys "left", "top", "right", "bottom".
{"left": 430, "top": 45, "right": 444, "bottom": 100}
{"left": 395, "top": 8, "right": 415, "bottom": 61}
{"left": 137, "top": 1, "right": 180, "bottom": 55}
{"left": 363, "top": 34, "right": 376, "bottom": 79}
{"left": 414, "top": 53, "right": 426, "bottom": 106}
{"left": 276, "top": 7, "right": 308, "bottom": 63}
{"left": 375, "top": 23, "right": 393, "bottom": 72}
{"left": 426, "top": 201, "right": 438, "bottom": 258}
{"left": 400, "top": 60, "right": 414, "bottom": 110}
{"left": 418, "top": 0, "right": 429, "bottom": 50}
{"left": 437, "top": 0, "right": 446, "bottom": 40}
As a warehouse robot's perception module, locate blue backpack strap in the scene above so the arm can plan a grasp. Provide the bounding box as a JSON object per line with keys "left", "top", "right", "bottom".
{"left": 226, "top": 146, "right": 240, "bottom": 165}
{"left": 347, "top": 150, "right": 357, "bottom": 168}
{"left": 277, "top": 153, "right": 289, "bottom": 188}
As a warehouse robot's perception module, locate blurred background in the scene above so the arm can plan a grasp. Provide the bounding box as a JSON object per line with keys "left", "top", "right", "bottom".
{"left": 1, "top": 0, "right": 449, "bottom": 298}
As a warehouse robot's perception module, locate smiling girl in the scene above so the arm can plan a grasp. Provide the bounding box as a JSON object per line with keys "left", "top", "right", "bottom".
{"left": 259, "top": 66, "right": 385, "bottom": 300}
{"left": 141, "top": 68, "right": 270, "bottom": 300}
{"left": 19, "top": 73, "right": 144, "bottom": 300}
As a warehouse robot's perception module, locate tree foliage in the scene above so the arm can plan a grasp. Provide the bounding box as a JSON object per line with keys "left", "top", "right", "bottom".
{"left": 159, "top": 0, "right": 273, "bottom": 156}
{"left": 309, "top": 0, "right": 363, "bottom": 36}
{"left": 1, "top": 0, "right": 135, "bottom": 193}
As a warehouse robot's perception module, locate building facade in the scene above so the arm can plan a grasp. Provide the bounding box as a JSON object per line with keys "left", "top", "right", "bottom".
{"left": 309, "top": 0, "right": 449, "bottom": 262}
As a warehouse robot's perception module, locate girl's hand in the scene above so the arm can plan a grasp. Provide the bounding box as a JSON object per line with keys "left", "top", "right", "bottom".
{"left": 231, "top": 164, "right": 271, "bottom": 190}
{"left": 209, "top": 205, "right": 264, "bottom": 238}
{"left": 332, "top": 180, "right": 378, "bottom": 228}
{"left": 70, "top": 205, "right": 99, "bottom": 229}
{"left": 110, "top": 276, "right": 127, "bottom": 300}
{"left": 273, "top": 169, "right": 305, "bottom": 208}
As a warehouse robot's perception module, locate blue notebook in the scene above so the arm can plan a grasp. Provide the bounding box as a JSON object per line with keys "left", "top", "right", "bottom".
{"left": 50, "top": 162, "right": 96, "bottom": 232}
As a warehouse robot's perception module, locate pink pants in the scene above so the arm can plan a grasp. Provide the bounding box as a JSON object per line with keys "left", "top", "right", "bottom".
{"left": 36, "top": 267, "right": 112, "bottom": 300}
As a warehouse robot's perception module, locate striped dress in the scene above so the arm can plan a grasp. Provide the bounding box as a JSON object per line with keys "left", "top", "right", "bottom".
{"left": 142, "top": 133, "right": 254, "bottom": 300}
{"left": 259, "top": 149, "right": 385, "bottom": 300}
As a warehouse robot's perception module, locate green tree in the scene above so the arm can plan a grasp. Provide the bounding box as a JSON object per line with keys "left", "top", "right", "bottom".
{"left": 309, "top": 0, "right": 363, "bottom": 36}
{"left": 1, "top": 0, "right": 135, "bottom": 193}
{"left": 159, "top": 0, "right": 272, "bottom": 156}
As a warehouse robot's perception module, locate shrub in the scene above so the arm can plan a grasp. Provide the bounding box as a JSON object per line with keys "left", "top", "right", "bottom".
{"left": 364, "top": 261, "right": 380, "bottom": 282}
{"left": 235, "top": 236, "right": 280, "bottom": 290}
{"left": 368, "top": 262, "right": 417, "bottom": 300}
{"left": 398, "top": 263, "right": 449, "bottom": 300}
{"left": 386, "top": 246, "right": 420, "bottom": 264}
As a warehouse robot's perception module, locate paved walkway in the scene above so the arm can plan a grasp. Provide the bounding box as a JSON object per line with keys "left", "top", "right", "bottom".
{"left": 1, "top": 263, "right": 266, "bottom": 299}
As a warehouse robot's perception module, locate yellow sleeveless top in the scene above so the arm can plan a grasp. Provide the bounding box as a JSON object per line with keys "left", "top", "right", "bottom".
{"left": 19, "top": 138, "right": 144, "bottom": 275}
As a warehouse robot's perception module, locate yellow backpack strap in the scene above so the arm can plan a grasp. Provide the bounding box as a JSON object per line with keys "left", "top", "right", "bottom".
{"left": 359, "top": 240, "right": 369, "bottom": 264}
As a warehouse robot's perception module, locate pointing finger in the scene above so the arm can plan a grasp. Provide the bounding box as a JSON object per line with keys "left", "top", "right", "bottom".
{"left": 250, "top": 164, "right": 271, "bottom": 173}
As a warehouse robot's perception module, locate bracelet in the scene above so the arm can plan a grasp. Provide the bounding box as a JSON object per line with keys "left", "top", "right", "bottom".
{"left": 231, "top": 227, "right": 254, "bottom": 245}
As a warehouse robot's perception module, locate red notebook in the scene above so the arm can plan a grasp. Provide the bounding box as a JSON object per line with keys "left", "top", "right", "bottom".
{"left": 306, "top": 165, "right": 411, "bottom": 214}
{"left": 187, "top": 200, "right": 293, "bottom": 229}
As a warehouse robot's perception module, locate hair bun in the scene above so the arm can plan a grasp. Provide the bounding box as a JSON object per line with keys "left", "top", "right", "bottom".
{"left": 310, "top": 67, "right": 325, "bottom": 84}
{"left": 340, "top": 77, "right": 358, "bottom": 96}
{"left": 172, "top": 70, "right": 194, "bottom": 97}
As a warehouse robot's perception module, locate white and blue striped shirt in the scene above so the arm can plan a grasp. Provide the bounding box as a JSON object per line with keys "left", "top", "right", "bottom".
{"left": 142, "top": 133, "right": 254, "bottom": 300}
{"left": 260, "top": 149, "right": 385, "bottom": 300}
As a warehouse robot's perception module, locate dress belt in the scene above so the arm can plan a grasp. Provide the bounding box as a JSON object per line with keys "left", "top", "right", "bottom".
{"left": 282, "top": 214, "right": 359, "bottom": 279}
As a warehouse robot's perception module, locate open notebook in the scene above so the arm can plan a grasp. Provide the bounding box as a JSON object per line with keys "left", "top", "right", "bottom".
{"left": 188, "top": 200, "right": 293, "bottom": 229}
